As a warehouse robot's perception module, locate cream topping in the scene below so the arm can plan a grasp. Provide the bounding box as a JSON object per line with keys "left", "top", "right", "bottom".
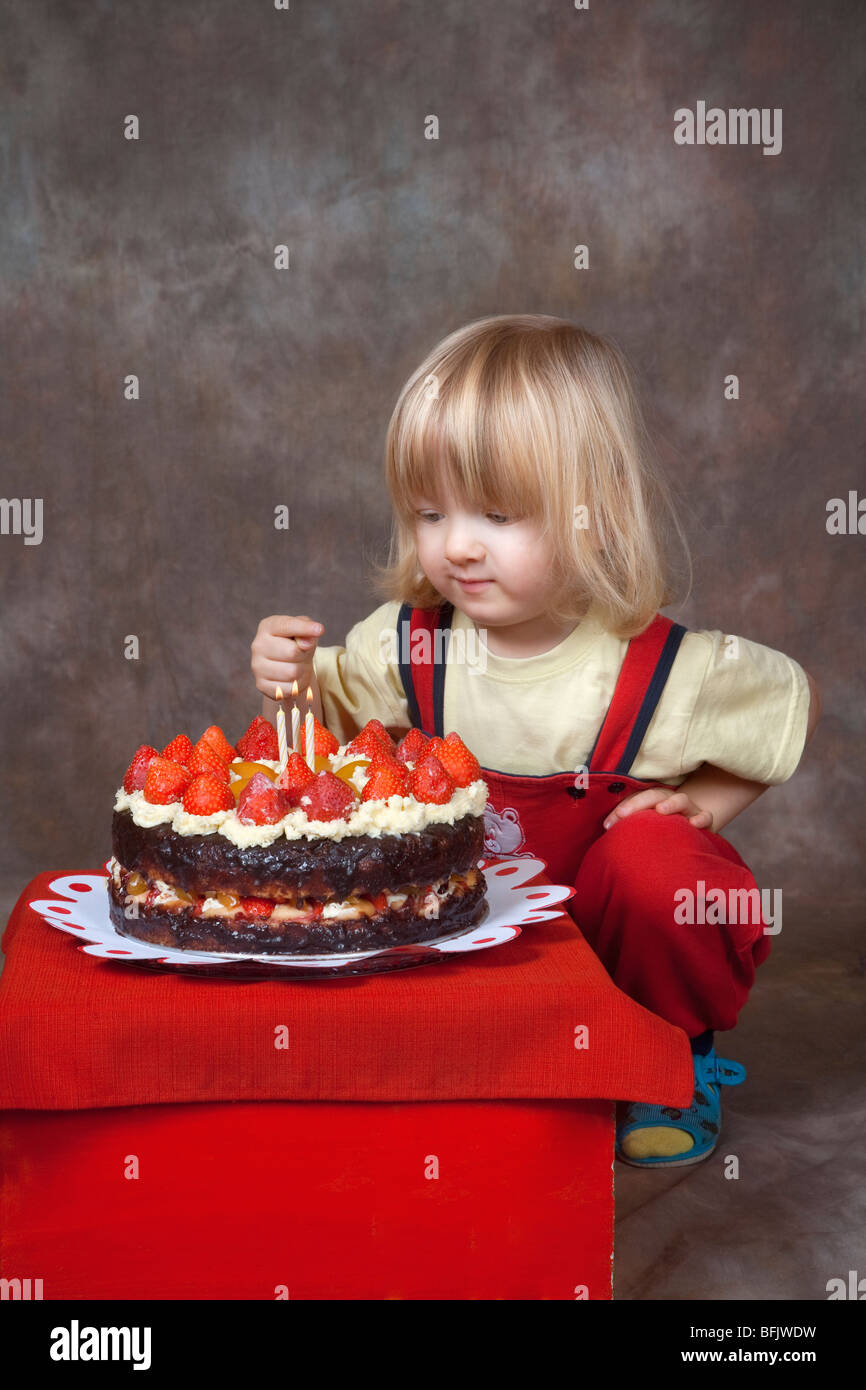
{"left": 115, "top": 747, "right": 488, "bottom": 844}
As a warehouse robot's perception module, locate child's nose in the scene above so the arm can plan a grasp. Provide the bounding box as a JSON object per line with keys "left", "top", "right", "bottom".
{"left": 444, "top": 520, "right": 484, "bottom": 564}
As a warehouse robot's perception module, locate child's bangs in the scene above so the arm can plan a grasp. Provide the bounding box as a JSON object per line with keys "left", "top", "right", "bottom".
{"left": 390, "top": 369, "right": 548, "bottom": 523}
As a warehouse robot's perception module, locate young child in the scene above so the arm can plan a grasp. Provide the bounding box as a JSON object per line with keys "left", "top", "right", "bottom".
{"left": 251, "top": 314, "right": 820, "bottom": 1169}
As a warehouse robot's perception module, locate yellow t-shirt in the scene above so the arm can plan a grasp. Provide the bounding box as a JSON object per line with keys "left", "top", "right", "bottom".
{"left": 314, "top": 599, "right": 811, "bottom": 786}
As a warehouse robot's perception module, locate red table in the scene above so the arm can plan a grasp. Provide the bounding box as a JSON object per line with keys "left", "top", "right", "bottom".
{"left": 0, "top": 869, "right": 693, "bottom": 1301}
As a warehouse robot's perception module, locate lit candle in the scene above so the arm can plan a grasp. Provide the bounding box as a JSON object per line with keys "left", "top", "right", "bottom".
{"left": 274, "top": 685, "right": 288, "bottom": 773}
{"left": 290, "top": 678, "right": 300, "bottom": 754}
{"left": 304, "top": 685, "right": 315, "bottom": 772}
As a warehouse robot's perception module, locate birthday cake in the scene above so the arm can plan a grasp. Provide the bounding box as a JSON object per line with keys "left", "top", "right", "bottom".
{"left": 108, "top": 716, "right": 489, "bottom": 954}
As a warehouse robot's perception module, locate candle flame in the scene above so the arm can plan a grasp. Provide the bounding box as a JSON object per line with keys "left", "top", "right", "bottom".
{"left": 305, "top": 685, "right": 313, "bottom": 704}
{"left": 275, "top": 685, "right": 283, "bottom": 701}
{"left": 291, "top": 679, "right": 299, "bottom": 698}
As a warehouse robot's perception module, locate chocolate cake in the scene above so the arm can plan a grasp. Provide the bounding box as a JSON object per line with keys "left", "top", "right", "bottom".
{"left": 109, "top": 715, "right": 489, "bottom": 955}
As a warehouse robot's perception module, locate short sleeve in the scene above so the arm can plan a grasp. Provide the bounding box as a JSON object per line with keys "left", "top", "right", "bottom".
{"left": 313, "top": 600, "right": 410, "bottom": 744}
{"left": 679, "top": 630, "right": 811, "bottom": 785}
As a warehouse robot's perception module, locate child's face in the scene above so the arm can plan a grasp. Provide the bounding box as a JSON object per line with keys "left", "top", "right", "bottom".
{"left": 411, "top": 487, "right": 556, "bottom": 626}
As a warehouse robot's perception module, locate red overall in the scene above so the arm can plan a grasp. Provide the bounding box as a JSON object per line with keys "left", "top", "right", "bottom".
{"left": 396, "top": 602, "right": 773, "bottom": 1038}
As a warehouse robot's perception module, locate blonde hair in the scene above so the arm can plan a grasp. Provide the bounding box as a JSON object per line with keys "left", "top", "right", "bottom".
{"left": 370, "top": 313, "right": 691, "bottom": 638}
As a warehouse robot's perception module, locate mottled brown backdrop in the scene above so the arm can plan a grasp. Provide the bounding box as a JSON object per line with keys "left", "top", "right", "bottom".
{"left": 1, "top": 0, "right": 863, "bottom": 913}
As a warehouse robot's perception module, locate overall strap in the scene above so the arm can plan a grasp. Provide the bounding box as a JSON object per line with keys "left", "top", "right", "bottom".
{"left": 395, "top": 601, "right": 454, "bottom": 735}
{"left": 585, "top": 615, "right": 687, "bottom": 776}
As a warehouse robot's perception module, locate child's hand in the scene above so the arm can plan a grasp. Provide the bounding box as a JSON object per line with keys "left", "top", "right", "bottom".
{"left": 602, "top": 787, "right": 714, "bottom": 832}
{"left": 251, "top": 615, "right": 324, "bottom": 700}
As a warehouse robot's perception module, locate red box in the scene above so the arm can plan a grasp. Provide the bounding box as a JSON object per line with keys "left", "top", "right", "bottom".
{"left": 0, "top": 870, "right": 693, "bottom": 1300}
{"left": 0, "top": 1097, "right": 614, "bottom": 1301}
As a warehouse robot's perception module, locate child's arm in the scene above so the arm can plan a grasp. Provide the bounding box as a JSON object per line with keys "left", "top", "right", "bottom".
{"left": 603, "top": 763, "right": 766, "bottom": 834}
{"left": 605, "top": 669, "right": 821, "bottom": 834}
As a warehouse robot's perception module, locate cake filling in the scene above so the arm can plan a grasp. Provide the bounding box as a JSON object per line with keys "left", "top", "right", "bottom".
{"left": 107, "top": 856, "right": 479, "bottom": 926}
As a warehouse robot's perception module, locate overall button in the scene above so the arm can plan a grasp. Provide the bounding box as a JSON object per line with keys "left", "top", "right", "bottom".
{"left": 566, "top": 786, "right": 587, "bottom": 800}
{"left": 607, "top": 781, "right": 626, "bottom": 793}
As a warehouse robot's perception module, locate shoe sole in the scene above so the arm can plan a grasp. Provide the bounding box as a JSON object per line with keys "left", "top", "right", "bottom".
{"left": 615, "top": 1137, "right": 719, "bottom": 1169}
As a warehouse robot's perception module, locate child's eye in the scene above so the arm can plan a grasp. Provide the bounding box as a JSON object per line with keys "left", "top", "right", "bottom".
{"left": 414, "top": 508, "right": 515, "bottom": 524}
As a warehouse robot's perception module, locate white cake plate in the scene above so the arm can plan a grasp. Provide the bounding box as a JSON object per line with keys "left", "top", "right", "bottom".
{"left": 27, "top": 857, "right": 575, "bottom": 979}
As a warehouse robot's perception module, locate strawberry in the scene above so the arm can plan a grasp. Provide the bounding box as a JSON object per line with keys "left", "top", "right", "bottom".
{"left": 406, "top": 753, "right": 454, "bottom": 805}
{"left": 143, "top": 757, "right": 193, "bottom": 805}
{"left": 299, "top": 716, "right": 340, "bottom": 761}
{"left": 123, "top": 744, "right": 159, "bottom": 792}
{"left": 182, "top": 773, "right": 235, "bottom": 815}
{"left": 240, "top": 897, "right": 274, "bottom": 918}
{"left": 236, "top": 772, "right": 293, "bottom": 825}
{"left": 363, "top": 718, "right": 396, "bottom": 752}
{"left": 361, "top": 762, "right": 408, "bottom": 802}
{"left": 363, "top": 744, "right": 403, "bottom": 773}
{"left": 236, "top": 716, "right": 280, "bottom": 761}
{"left": 201, "top": 724, "right": 237, "bottom": 765}
{"left": 372, "top": 892, "right": 389, "bottom": 914}
{"left": 276, "top": 752, "right": 316, "bottom": 805}
{"left": 162, "top": 734, "right": 193, "bottom": 767}
{"left": 435, "top": 732, "right": 482, "bottom": 788}
{"left": 345, "top": 718, "right": 393, "bottom": 760}
{"left": 189, "top": 738, "right": 231, "bottom": 782}
{"left": 345, "top": 729, "right": 386, "bottom": 759}
{"left": 299, "top": 771, "right": 357, "bottom": 822}
{"left": 395, "top": 728, "right": 428, "bottom": 766}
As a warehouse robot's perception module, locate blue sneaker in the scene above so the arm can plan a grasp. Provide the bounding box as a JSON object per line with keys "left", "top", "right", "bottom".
{"left": 615, "top": 1048, "right": 747, "bottom": 1168}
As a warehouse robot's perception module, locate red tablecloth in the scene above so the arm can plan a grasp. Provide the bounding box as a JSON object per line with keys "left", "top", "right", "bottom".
{"left": 0, "top": 870, "right": 694, "bottom": 1111}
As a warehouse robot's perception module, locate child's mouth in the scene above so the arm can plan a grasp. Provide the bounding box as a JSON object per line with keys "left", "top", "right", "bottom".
{"left": 455, "top": 578, "right": 492, "bottom": 591}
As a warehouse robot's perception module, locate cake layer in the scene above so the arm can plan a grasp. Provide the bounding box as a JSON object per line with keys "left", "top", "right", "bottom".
{"left": 111, "top": 808, "right": 485, "bottom": 900}
{"left": 108, "top": 871, "right": 488, "bottom": 954}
